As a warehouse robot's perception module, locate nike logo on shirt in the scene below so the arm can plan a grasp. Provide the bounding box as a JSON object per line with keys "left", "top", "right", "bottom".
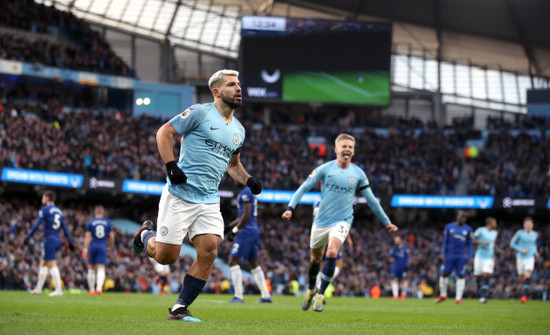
{"left": 210, "top": 126, "right": 219, "bottom": 130}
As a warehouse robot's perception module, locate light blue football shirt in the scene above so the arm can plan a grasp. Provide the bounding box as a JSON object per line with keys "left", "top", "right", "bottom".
{"left": 312, "top": 198, "right": 321, "bottom": 217}
{"left": 474, "top": 227, "right": 498, "bottom": 260}
{"left": 288, "top": 160, "right": 390, "bottom": 228}
{"left": 168, "top": 102, "right": 245, "bottom": 204}
{"left": 510, "top": 229, "right": 538, "bottom": 259}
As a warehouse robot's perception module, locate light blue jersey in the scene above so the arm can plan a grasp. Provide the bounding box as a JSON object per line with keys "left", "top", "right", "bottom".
{"left": 510, "top": 229, "right": 538, "bottom": 259}
{"left": 312, "top": 198, "right": 321, "bottom": 217}
{"left": 474, "top": 227, "right": 498, "bottom": 260}
{"left": 168, "top": 103, "right": 245, "bottom": 204}
{"left": 288, "top": 160, "right": 390, "bottom": 228}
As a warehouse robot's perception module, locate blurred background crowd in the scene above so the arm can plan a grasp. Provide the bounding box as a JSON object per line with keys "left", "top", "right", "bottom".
{"left": 1, "top": 196, "right": 548, "bottom": 301}
{"left": 2, "top": 86, "right": 550, "bottom": 198}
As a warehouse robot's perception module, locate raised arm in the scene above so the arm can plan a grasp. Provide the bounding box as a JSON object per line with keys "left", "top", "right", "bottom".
{"left": 157, "top": 122, "right": 187, "bottom": 184}
{"left": 227, "top": 153, "right": 262, "bottom": 194}
{"left": 156, "top": 122, "right": 179, "bottom": 164}
{"left": 359, "top": 187, "right": 397, "bottom": 233}
{"left": 281, "top": 175, "right": 317, "bottom": 221}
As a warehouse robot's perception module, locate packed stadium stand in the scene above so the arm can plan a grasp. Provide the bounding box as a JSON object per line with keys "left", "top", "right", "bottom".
{"left": 0, "top": 0, "right": 133, "bottom": 76}
{"left": 1, "top": 0, "right": 549, "bottom": 305}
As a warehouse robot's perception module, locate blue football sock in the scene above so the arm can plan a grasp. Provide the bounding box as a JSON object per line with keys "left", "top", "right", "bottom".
{"left": 308, "top": 263, "right": 321, "bottom": 290}
{"left": 523, "top": 278, "right": 531, "bottom": 297}
{"left": 481, "top": 276, "right": 490, "bottom": 299}
{"left": 176, "top": 274, "right": 206, "bottom": 307}
{"left": 318, "top": 257, "right": 336, "bottom": 295}
{"left": 476, "top": 278, "right": 482, "bottom": 297}
{"left": 142, "top": 230, "right": 156, "bottom": 256}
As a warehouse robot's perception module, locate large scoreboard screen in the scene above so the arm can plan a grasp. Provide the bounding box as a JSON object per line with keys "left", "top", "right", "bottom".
{"left": 240, "top": 16, "right": 392, "bottom": 105}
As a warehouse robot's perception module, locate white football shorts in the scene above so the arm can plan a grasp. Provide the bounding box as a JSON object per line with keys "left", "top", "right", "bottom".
{"left": 155, "top": 185, "right": 224, "bottom": 245}
{"left": 516, "top": 257, "right": 535, "bottom": 275}
{"left": 310, "top": 221, "right": 351, "bottom": 249}
{"left": 154, "top": 262, "right": 170, "bottom": 274}
{"left": 473, "top": 257, "right": 494, "bottom": 275}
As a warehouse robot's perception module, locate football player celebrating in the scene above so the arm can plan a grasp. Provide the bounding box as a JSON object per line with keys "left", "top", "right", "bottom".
{"left": 282, "top": 133, "right": 398, "bottom": 312}
{"left": 132, "top": 69, "right": 262, "bottom": 322}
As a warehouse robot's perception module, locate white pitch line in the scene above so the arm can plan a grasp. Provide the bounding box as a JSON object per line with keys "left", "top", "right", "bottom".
{"left": 317, "top": 71, "right": 388, "bottom": 98}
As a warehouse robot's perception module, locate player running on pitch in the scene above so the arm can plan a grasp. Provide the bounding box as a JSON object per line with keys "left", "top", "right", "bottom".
{"left": 132, "top": 69, "right": 262, "bottom": 322}
{"left": 282, "top": 133, "right": 398, "bottom": 312}
{"left": 436, "top": 211, "right": 473, "bottom": 304}
{"left": 510, "top": 216, "right": 539, "bottom": 304}
{"left": 473, "top": 217, "right": 500, "bottom": 303}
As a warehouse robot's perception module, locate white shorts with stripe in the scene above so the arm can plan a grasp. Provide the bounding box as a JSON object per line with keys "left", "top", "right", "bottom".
{"left": 473, "top": 257, "right": 494, "bottom": 276}
{"left": 155, "top": 185, "right": 224, "bottom": 245}
{"left": 310, "top": 221, "right": 350, "bottom": 249}
{"left": 516, "top": 257, "right": 535, "bottom": 276}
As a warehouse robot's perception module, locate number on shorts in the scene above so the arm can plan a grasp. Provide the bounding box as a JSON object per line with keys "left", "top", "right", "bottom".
{"left": 231, "top": 243, "right": 240, "bottom": 255}
{"left": 338, "top": 224, "right": 349, "bottom": 236}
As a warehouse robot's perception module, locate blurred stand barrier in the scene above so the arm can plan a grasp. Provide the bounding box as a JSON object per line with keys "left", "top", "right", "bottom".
{"left": 3, "top": 167, "right": 550, "bottom": 209}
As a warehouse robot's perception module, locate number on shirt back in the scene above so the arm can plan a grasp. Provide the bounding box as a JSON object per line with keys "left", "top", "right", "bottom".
{"left": 95, "top": 225, "right": 105, "bottom": 239}
{"left": 52, "top": 214, "right": 61, "bottom": 230}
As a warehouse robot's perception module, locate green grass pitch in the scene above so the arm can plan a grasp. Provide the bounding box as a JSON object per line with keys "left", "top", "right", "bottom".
{"left": 1, "top": 291, "right": 549, "bottom": 334}
{"left": 282, "top": 70, "right": 390, "bottom": 105}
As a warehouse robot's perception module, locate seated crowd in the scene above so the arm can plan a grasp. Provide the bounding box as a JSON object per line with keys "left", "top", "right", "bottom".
{"left": 2, "top": 88, "right": 550, "bottom": 198}
{"left": 467, "top": 130, "right": 550, "bottom": 198}
{"left": 0, "top": 0, "right": 134, "bottom": 77}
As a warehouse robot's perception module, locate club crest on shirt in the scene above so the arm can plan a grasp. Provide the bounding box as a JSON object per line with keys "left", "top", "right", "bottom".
{"left": 179, "top": 109, "right": 191, "bottom": 119}
{"left": 233, "top": 133, "right": 240, "bottom": 145}
{"left": 349, "top": 177, "right": 356, "bottom": 184}
{"left": 160, "top": 226, "right": 169, "bottom": 236}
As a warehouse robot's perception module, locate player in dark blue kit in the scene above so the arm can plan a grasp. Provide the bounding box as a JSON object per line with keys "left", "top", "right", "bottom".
{"left": 389, "top": 236, "right": 410, "bottom": 299}
{"left": 25, "top": 191, "right": 74, "bottom": 296}
{"left": 83, "top": 205, "right": 114, "bottom": 295}
{"left": 436, "top": 211, "right": 473, "bottom": 304}
{"left": 226, "top": 183, "right": 271, "bottom": 303}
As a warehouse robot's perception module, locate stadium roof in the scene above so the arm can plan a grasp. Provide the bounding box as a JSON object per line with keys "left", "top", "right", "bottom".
{"left": 42, "top": 0, "right": 549, "bottom": 76}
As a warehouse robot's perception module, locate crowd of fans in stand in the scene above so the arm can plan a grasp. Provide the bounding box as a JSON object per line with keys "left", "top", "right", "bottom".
{"left": 1, "top": 93, "right": 467, "bottom": 197}
{"left": 1, "top": 198, "right": 548, "bottom": 300}
{"left": 0, "top": 0, "right": 134, "bottom": 77}
{"left": 3, "top": 88, "right": 550, "bottom": 197}
{"left": 237, "top": 107, "right": 463, "bottom": 196}
{"left": 467, "top": 116, "right": 550, "bottom": 198}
